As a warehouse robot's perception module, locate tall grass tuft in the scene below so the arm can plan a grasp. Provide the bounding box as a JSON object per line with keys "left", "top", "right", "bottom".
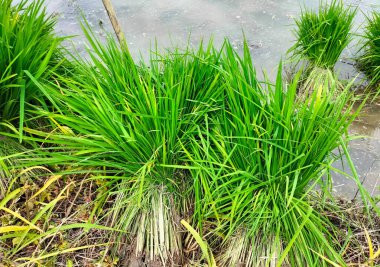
{"left": 16, "top": 27, "right": 226, "bottom": 265}
{"left": 357, "top": 10, "right": 380, "bottom": 89}
{"left": 185, "top": 42, "right": 363, "bottom": 266}
{"left": 290, "top": 0, "right": 356, "bottom": 69}
{"left": 0, "top": 0, "right": 64, "bottom": 128}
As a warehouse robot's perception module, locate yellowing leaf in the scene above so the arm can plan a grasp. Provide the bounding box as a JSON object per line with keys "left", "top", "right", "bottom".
{"left": 30, "top": 175, "right": 62, "bottom": 200}
{"left": 18, "top": 166, "right": 52, "bottom": 177}
{"left": 1, "top": 207, "right": 43, "bottom": 232}
{"left": 365, "top": 228, "right": 374, "bottom": 259}
{"left": 12, "top": 237, "right": 22, "bottom": 246}
{"left": 181, "top": 219, "right": 216, "bottom": 267}
{"left": 373, "top": 248, "right": 380, "bottom": 263}
{"left": 0, "top": 226, "right": 30, "bottom": 233}
{"left": 49, "top": 117, "right": 74, "bottom": 136}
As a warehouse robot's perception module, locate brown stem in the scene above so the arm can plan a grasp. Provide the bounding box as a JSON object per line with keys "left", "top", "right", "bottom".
{"left": 102, "top": 0, "right": 126, "bottom": 47}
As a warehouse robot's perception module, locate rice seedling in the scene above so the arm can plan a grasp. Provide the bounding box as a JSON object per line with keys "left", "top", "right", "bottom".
{"left": 12, "top": 26, "right": 227, "bottom": 265}
{"left": 290, "top": 0, "right": 356, "bottom": 70}
{"left": 357, "top": 10, "right": 380, "bottom": 91}
{"left": 183, "top": 42, "right": 364, "bottom": 266}
{"left": 0, "top": 0, "right": 64, "bottom": 133}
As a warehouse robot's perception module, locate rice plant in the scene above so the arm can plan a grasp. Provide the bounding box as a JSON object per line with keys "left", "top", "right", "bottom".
{"left": 184, "top": 42, "right": 363, "bottom": 266}
{"left": 0, "top": 0, "right": 64, "bottom": 129}
{"left": 14, "top": 26, "right": 227, "bottom": 265}
{"left": 357, "top": 10, "right": 380, "bottom": 90}
{"left": 290, "top": 0, "right": 356, "bottom": 69}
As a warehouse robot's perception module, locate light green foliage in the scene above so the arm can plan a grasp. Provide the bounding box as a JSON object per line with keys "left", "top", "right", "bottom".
{"left": 11, "top": 34, "right": 364, "bottom": 265}
{"left": 0, "top": 0, "right": 64, "bottom": 127}
{"left": 358, "top": 10, "right": 380, "bottom": 89}
{"left": 290, "top": 0, "right": 356, "bottom": 69}
{"left": 18, "top": 27, "right": 226, "bottom": 264}
{"left": 185, "top": 42, "right": 362, "bottom": 266}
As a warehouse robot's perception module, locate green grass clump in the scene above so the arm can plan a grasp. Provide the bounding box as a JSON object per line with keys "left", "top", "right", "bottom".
{"left": 16, "top": 27, "right": 226, "bottom": 265}
{"left": 185, "top": 43, "right": 362, "bottom": 266}
{"left": 290, "top": 0, "right": 356, "bottom": 69}
{"left": 358, "top": 11, "right": 380, "bottom": 89}
{"left": 2, "top": 18, "right": 367, "bottom": 265}
{"left": 8, "top": 36, "right": 365, "bottom": 266}
{"left": 0, "top": 0, "right": 64, "bottom": 127}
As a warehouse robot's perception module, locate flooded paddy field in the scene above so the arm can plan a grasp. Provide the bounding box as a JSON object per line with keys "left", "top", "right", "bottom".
{"left": 42, "top": 0, "right": 380, "bottom": 198}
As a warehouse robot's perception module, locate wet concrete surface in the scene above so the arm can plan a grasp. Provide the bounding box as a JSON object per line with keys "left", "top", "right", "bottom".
{"left": 37, "top": 0, "right": 380, "bottom": 198}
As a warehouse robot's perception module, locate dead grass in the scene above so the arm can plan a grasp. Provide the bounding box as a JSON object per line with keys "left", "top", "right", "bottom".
{"left": 315, "top": 197, "right": 380, "bottom": 266}
{"left": 1, "top": 172, "right": 380, "bottom": 267}
{"left": 0, "top": 171, "right": 118, "bottom": 267}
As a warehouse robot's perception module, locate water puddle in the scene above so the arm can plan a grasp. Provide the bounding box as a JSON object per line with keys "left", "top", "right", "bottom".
{"left": 333, "top": 101, "right": 380, "bottom": 198}
{"left": 40, "top": 0, "right": 380, "bottom": 198}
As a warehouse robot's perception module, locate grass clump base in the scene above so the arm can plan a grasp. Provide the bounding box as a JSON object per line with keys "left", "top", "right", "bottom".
{"left": 109, "top": 185, "right": 184, "bottom": 266}
{"left": 298, "top": 66, "right": 344, "bottom": 101}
